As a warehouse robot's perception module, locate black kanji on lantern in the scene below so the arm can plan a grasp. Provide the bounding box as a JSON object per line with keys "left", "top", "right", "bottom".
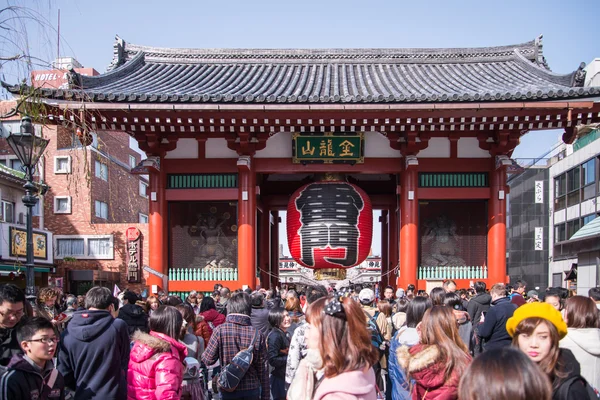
{"left": 295, "top": 183, "right": 364, "bottom": 267}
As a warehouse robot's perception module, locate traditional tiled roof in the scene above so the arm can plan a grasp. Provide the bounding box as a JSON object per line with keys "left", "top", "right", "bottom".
{"left": 8, "top": 35, "right": 600, "bottom": 104}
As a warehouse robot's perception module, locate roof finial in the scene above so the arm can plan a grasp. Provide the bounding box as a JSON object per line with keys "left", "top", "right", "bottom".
{"left": 572, "top": 62, "right": 587, "bottom": 87}
{"left": 534, "top": 34, "right": 549, "bottom": 70}
{"left": 107, "top": 35, "right": 126, "bottom": 72}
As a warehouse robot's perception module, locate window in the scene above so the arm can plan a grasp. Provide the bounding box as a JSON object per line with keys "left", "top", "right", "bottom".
{"left": 10, "top": 159, "right": 22, "bottom": 171}
{"left": 139, "top": 213, "right": 149, "bottom": 223}
{"left": 54, "top": 196, "right": 71, "bottom": 214}
{"left": 94, "top": 160, "right": 108, "bottom": 181}
{"left": 582, "top": 159, "right": 596, "bottom": 185}
{"left": 582, "top": 214, "right": 597, "bottom": 226}
{"left": 567, "top": 167, "right": 580, "bottom": 192}
{"left": 0, "top": 201, "right": 15, "bottom": 222}
{"left": 554, "top": 174, "right": 566, "bottom": 211}
{"left": 55, "top": 235, "right": 113, "bottom": 260}
{"left": 88, "top": 238, "right": 111, "bottom": 256}
{"left": 566, "top": 219, "right": 580, "bottom": 240}
{"left": 95, "top": 200, "right": 108, "bottom": 219}
{"left": 129, "top": 155, "right": 137, "bottom": 169}
{"left": 554, "top": 223, "right": 566, "bottom": 243}
{"left": 0, "top": 160, "right": 6, "bottom": 166}
{"left": 56, "top": 238, "right": 85, "bottom": 257}
{"left": 54, "top": 156, "right": 71, "bottom": 174}
{"left": 139, "top": 181, "right": 148, "bottom": 198}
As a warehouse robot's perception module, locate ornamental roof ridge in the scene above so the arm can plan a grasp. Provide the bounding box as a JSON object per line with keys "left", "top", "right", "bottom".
{"left": 107, "top": 34, "right": 543, "bottom": 68}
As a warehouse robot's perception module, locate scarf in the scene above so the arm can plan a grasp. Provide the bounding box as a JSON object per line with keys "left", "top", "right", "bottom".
{"left": 287, "top": 349, "right": 324, "bottom": 400}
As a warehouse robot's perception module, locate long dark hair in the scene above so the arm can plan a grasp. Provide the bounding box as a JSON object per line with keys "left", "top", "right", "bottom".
{"left": 199, "top": 296, "right": 216, "bottom": 313}
{"left": 149, "top": 305, "right": 183, "bottom": 339}
{"left": 459, "top": 347, "right": 552, "bottom": 400}
{"left": 406, "top": 296, "right": 432, "bottom": 328}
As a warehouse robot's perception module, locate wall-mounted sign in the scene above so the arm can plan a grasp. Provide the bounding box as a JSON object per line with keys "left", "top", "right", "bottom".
{"left": 292, "top": 132, "right": 364, "bottom": 164}
{"left": 534, "top": 227, "right": 543, "bottom": 250}
{"left": 9, "top": 227, "right": 48, "bottom": 260}
{"left": 126, "top": 227, "right": 142, "bottom": 283}
{"left": 535, "top": 181, "right": 544, "bottom": 204}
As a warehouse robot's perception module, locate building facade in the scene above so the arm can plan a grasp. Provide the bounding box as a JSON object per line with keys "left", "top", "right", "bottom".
{"left": 1, "top": 91, "right": 150, "bottom": 294}
{"left": 5, "top": 36, "right": 600, "bottom": 294}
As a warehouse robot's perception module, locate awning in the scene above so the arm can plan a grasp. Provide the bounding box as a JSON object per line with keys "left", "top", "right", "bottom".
{"left": 0, "top": 264, "right": 51, "bottom": 273}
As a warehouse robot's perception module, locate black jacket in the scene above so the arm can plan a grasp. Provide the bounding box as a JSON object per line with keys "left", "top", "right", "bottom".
{"left": 57, "top": 310, "right": 130, "bottom": 399}
{"left": 0, "top": 353, "right": 65, "bottom": 400}
{"left": 477, "top": 296, "right": 516, "bottom": 351}
{"left": 251, "top": 307, "right": 271, "bottom": 336}
{"left": 0, "top": 324, "right": 22, "bottom": 369}
{"left": 267, "top": 327, "right": 290, "bottom": 380}
{"left": 553, "top": 348, "right": 592, "bottom": 400}
{"left": 117, "top": 303, "right": 149, "bottom": 337}
{"left": 466, "top": 292, "right": 491, "bottom": 326}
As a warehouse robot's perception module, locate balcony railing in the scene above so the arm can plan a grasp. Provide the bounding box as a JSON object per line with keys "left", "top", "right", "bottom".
{"left": 168, "top": 267, "right": 238, "bottom": 281}
{"left": 418, "top": 265, "right": 488, "bottom": 280}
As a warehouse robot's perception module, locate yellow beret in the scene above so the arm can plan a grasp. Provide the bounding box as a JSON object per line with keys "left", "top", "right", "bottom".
{"left": 506, "top": 302, "right": 568, "bottom": 340}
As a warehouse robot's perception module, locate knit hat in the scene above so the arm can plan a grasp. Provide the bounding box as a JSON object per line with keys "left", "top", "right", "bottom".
{"left": 506, "top": 302, "right": 568, "bottom": 340}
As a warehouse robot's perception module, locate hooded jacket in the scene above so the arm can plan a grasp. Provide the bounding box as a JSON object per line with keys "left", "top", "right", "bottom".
{"left": 477, "top": 296, "right": 516, "bottom": 351}
{"left": 0, "top": 324, "right": 22, "bottom": 369}
{"left": 466, "top": 293, "right": 491, "bottom": 326}
{"left": 127, "top": 331, "right": 188, "bottom": 400}
{"left": 118, "top": 303, "right": 149, "bottom": 337}
{"left": 0, "top": 353, "right": 65, "bottom": 400}
{"left": 397, "top": 344, "right": 465, "bottom": 400}
{"left": 559, "top": 328, "right": 600, "bottom": 391}
{"left": 57, "top": 309, "right": 130, "bottom": 399}
{"left": 200, "top": 308, "right": 226, "bottom": 328}
{"left": 389, "top": 327, "right": 420, "bottom": 400}
{"left": 312, "top": 368, "right": 377, "bottom": 400}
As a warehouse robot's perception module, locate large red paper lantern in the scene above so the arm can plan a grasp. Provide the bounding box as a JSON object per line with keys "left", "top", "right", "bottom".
{"left": 287, "top": 181, "right": 372, "bottom": 269}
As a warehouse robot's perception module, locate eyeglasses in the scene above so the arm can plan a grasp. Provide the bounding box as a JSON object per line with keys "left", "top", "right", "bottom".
{"left": 28, "top": 337, "right": 59, "bottom": 345}
{"left": 0, "top": 309, "right": 24, "bottom": 319}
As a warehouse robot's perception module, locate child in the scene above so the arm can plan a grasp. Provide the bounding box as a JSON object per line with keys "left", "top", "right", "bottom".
{"left": 0, "top": 317, "right": 65, "bottom": 399}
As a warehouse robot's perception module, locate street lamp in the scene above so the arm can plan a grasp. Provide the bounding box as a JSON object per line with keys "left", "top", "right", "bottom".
{"left": 6, "top": 116, "right": 49, "bottom": 301}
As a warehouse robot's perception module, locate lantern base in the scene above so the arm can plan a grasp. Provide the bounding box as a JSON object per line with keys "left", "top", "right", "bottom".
{"left": 314, "top": 268, "right": 347, "bottom": 281}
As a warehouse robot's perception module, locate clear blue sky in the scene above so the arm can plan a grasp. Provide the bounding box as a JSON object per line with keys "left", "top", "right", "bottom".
{"left": 4, "top": 0, "right": 599, "bottom": 255}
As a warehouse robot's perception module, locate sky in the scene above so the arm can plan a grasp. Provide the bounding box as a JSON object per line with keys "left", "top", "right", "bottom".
{"left": 2, "top": 0, "right": 599, "bottom": 256}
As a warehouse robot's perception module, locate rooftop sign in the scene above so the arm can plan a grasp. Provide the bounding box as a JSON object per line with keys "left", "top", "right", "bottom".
{"left": 292, "top": 132, "right": 364, "bottom": 164}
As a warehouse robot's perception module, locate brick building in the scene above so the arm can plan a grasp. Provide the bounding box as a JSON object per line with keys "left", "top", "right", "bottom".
{"left": 1, "top": 59, "right": 150, "bottom": 294}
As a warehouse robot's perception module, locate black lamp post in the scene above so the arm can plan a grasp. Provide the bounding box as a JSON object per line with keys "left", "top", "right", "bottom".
{"left": 6, "top": 116, "right": 49, "bottom": 301}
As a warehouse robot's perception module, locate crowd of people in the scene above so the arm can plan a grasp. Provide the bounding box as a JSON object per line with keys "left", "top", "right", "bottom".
{"left": 0, "top": 280, "right": 598, "bottom": 400}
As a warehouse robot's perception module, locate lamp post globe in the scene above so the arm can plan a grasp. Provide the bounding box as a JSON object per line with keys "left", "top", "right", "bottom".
{"left": 6, "top": 116, "right": 49, "bottom": 302}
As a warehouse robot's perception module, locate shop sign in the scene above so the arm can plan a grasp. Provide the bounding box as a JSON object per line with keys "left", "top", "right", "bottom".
{"left": 9, "top": 227, "right": 48, "bottom": 260}
{"left": 534, "top": 227, "right": 543, "bottom": 250}
{"left": 535, "top": 181, "right": 544, "bottom": 203}
{"left": 126, "top": 227, "right": 142, "bottom": 283}
{"left": 292, "top": 133, "right": 364, "bottom": 164}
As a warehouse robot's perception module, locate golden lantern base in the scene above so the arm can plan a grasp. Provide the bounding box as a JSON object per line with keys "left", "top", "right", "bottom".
{"left": 314, "top": 268, "right": 347, "bottom": 281}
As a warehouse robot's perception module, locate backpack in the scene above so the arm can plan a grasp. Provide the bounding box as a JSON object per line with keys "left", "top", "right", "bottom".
{"left": 366, "top": 311, "right": 385, "bottom": 352}
{"left": 556, "top": 375, "right": 599, "bottom": 400}
{"left": 217, "top": 330, "right": 259, "bottom": 392}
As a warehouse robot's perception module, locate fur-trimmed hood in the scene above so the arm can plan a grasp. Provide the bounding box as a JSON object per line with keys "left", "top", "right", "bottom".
{"left": 396, "top": 343, "right": 440, "bottom": 374}
{"left": 130, "top": 330, "right": 187, "bottom": 363}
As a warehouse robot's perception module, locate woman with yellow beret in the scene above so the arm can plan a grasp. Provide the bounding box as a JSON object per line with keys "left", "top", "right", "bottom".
{"left": 506, "top": 302, "right": 596, "bottom": 400}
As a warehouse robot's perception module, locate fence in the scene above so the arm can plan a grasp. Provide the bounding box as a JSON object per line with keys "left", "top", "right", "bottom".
{"left": 418, "top": 265, "right": 488, "bottom": 280}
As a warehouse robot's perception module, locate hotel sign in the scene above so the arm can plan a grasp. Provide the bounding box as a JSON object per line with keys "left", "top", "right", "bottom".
{"left": 126, "top": 227, "right": 142, "bottom": 283}
{"left": 292, "top": 133, "right": 364, "bottom": 164}
{"left": 9, "top": 227, "right": 48, "bottom": 260}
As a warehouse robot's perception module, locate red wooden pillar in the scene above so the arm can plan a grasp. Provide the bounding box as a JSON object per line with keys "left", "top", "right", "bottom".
{"left": 380, "top": 210, "right": 389, "bottom": 291}
{"left": 488, "top": 165, "right": 508, "bottom": 284}
{"left": 389, "top": 206, "right": 399, "bottom": 289}
{"left": 148, "top": 159, "right": 166, "bottom": 292}
{"left": 237, "top": 156, "right": 256, "bottom": 289}
{"left": 259, "top": 209, "right": 271, "bottom": 288}
{"left": 270, "top": 211, "right": 280, "bottom": 290}
{"left": 399, "top": 166, "right": 418, "bottom": 290}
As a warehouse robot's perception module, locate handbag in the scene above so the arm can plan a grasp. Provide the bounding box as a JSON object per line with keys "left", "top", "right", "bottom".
{"left": 217, "top": 330, "right": 259, "bottom": 392}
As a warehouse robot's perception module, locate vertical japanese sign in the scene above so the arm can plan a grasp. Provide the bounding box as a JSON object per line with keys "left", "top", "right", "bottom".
{"left": 535, "top": 181, "right": 544, "bottom": 204}
{"left": 126, "top": 227, "right": 142, "bottom": 283}
{"left": 534, "top": 227, "right": 544, "bottom": 250}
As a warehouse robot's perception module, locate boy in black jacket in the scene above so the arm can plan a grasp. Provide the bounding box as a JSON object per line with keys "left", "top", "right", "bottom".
{"left": 0, "top": 317, "right": 65, "bottom": 399}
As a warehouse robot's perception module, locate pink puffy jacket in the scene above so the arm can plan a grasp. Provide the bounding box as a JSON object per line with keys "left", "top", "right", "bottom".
{"left": 127, "top": 330, "right": 188, "bottom": 400}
